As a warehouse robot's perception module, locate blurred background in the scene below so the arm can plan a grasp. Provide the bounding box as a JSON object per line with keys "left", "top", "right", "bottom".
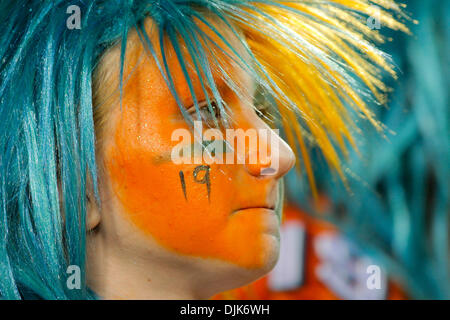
{"left": 216, "top": 0, "right": 449, "bottom": 300}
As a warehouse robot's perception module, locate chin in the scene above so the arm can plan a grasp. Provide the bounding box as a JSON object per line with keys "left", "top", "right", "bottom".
{"left": 253, "top": 233, "right": 281, "bottom": 276}
{"left": 235, "top": 224, "right": 281, "bottom": 280}
{"left": 207, "top": 234, "right": 280, "bottom": 297}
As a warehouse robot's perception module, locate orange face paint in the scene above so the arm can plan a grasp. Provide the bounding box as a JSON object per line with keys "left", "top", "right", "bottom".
{"left": 103, "top": 21, "right": 282, "bottom": 269}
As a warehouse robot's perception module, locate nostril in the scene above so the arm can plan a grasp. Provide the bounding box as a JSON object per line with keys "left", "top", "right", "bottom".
{"left": 244, "top": 147, "right": 276, "bottom": 176}
{"left": 260, "top": 167, "right": 277, "bottom": 176}
{"left": 245, "top": 161, "right": 271, "bottom": 177}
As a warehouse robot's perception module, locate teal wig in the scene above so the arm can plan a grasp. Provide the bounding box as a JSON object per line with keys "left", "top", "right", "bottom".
{"left": 0, "top": 0, "right": 409, "bottom": 299}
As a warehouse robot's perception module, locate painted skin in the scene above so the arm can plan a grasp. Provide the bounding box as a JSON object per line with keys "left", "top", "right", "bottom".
{"left": 102, "top": 20, "right": 295, "bottom": 269}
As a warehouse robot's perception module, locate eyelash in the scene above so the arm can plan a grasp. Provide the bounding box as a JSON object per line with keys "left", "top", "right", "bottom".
{"left": 255, "top": 102, "right": 275, "bottom": 123}
{"left": 186, "top": 96, "right": 273, "bottom": 125}
{"left": 253, "top": 87, "right": 274, "bottom": 121}
{"left": 187, "top": 100, "right": 221, "bottom": 123}
{"left": 255, "top": 104, "right": 270, "bottom": 117}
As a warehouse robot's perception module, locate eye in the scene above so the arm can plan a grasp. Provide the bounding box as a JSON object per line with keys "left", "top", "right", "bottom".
{"left": 255, "top": 103, "right": 270, "bottom": 119}
{"left": 253, "top": 87, "right": 275, "bottom": 122}
{"left": 255, "top": 102, "right": 277, "bottom": 124}
{"left": 187, "top": 100, "right": 221, "bottom": 126}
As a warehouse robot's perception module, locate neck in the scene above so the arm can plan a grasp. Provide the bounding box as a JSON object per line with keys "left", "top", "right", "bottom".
{"left": 86, "top": 231, "right": 211, "bottom": 300}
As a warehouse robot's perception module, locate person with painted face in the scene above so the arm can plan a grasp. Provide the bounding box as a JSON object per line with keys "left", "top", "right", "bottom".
{"left": 0, "top": 0, "right": 408, "bottom": 299}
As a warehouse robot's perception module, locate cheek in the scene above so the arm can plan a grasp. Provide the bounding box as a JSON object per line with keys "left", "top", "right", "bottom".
{"left": 105, "top": 117, "right": 272, "bottom": 268}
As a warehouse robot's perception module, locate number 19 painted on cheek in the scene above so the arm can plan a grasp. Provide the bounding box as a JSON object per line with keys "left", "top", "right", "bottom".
{"left": 179, "top": 165, "right": 211, "bottom": 202}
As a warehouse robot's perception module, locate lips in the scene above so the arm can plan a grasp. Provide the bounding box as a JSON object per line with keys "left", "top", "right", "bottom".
{"left": 229, "top": 207, "right": 280, "bottom": 238}
{"left": 231, "top": 204, "right": 275, "bottom": 215}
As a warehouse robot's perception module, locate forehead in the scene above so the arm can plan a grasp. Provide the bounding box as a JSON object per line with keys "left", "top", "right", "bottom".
{"left": 96, "top": 16, "right": 253, "bottom": 109}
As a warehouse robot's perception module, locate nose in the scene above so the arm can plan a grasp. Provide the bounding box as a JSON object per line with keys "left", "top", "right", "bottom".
{"left": 244, "top": 122, "right": 295, "bottom": 179}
